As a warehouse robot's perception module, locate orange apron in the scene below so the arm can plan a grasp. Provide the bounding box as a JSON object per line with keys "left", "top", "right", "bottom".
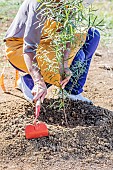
{"left": 5, "top": 19, "right": 86, "bottom": 87}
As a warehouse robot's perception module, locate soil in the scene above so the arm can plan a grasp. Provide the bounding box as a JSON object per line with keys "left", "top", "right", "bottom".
{"left": 0, "top": 43, "right": 113, "bottom": 170}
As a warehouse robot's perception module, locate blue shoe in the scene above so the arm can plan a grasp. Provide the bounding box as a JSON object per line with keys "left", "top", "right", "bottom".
{"left": 67, "top": 93, "right": 92, "bottom": 104}
{"left": 17, "top": 75, "right": 34, "bottom": 102}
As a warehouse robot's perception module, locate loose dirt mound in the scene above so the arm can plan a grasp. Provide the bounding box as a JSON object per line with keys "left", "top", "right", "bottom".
{"left": 0, "top": 95, "right": 113, "bottom": 169}
{"left": 0, "top": 44, "right": 113, "bottom": 169}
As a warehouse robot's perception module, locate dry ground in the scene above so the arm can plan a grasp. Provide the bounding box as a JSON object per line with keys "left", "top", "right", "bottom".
{"left": 0, "top": 44, "right": 113, "bottom": 170}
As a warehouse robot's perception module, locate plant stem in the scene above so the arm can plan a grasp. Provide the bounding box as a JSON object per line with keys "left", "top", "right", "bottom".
{"left": 61, "top": 88, "right": 68, "bottom": 126}
{"left": 61, "top": 52, "right": 68, "bottom": 126}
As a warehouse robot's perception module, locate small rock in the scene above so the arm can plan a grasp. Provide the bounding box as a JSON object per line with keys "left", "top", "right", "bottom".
{"left": 95, "top": 52, "right": 102, "bottom": 57}
{"left": 72, "top": 112, "right": 77, "bottom": 118}
{"left": 48, "top": 117, "right": 54, "bottom": 122}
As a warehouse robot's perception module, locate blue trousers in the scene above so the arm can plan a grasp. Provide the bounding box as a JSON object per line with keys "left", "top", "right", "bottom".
{"left": 65, "top": 27, "right": 100, "bottom": 95}
{"left": 21, "top": 28, "right": 100, "bottom": 95}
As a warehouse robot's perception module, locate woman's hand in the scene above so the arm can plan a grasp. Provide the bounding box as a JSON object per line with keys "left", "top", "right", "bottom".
{"left": 60, "top": 67, "right": 72, "bottom": 89}
{"left": 31, "top": 79, "right": 47, "bottom": 103}
{"left": 59, "top": 41, "right": 72, "bottom": 89}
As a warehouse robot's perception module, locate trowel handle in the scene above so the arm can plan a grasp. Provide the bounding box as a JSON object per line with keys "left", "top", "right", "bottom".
{"left": 36, "top": 99, "right": 41, "bottom": 107}
{"left": 34, "top": 99, "right": 41, "bottom": 124}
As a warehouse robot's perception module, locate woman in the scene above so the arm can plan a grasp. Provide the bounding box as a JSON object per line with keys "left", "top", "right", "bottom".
{"left": 4, "top": 0, "right": 100, "bottom": 103}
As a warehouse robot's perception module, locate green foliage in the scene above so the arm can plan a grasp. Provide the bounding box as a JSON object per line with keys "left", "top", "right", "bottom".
{"left": 36, "top": 0, "right": 101, "bottom": 88}
{"left": 0, "top": 0, "right": 23, "bottom": 58}
{"left": 0, "top": 0, "right": 23, "bottom": 23}
{"left": 36, "top": 0, "right": 100, "bottom": 120}
{"left": 92, "top": 0, "right": 113, "bottom": 47}
{"left": 36, "top": 0, "right": 90, "bottom": 75}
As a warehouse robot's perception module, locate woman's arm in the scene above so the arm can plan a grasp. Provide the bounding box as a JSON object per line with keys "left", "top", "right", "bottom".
{"left": 23, "top": 2, "right": 47, "bottom": 103}
{"left": 24, "top": 53, "right": 47, "bottom": 103}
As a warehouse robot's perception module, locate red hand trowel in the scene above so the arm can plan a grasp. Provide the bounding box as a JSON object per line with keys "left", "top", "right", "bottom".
{"left": 25, "top": 100, "right": 49, "bottom": 139}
